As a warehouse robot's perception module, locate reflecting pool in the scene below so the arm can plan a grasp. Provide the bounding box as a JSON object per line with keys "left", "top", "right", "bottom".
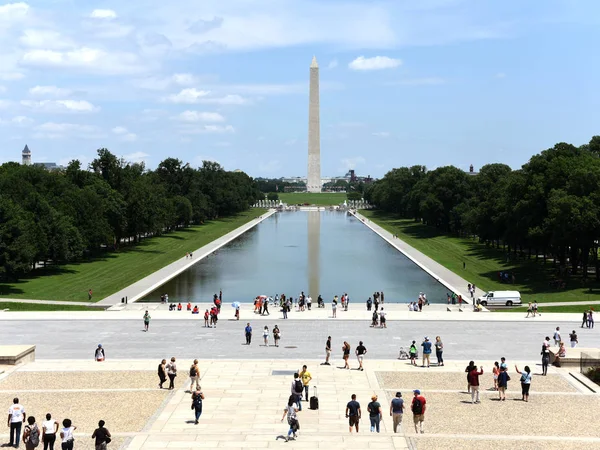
{"left": 142, "top": 211, "right": 448, "bottom": 303}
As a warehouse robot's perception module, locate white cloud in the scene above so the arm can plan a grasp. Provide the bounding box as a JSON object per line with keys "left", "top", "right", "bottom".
{"left": 21, "top": 99, "right": 99, "bottom": 113}
{"left": 29, "top": 85, "right": 73, "bottom": 96}
{"left": 340, "top": 156, "right": 366, "bottom": 171}
{"left": 372, "top": 131, "right": 390, "bottom": 137}
{"left": 179, "top": 124, "right": 234, "bottom": 134}
{"left": 21, "top": 48, "right": 149, "bottom": 75}
{"left": 123, "top": 151, "right": 148, "bottom": 163}
{"left": 327, "top": 59, "right": 338, "bottom": 69}
{"left": 0, "top": 100, "right": 11, "bottom": 109}
{"left": 33, "top": 122, "right": 102, "bottom": 139}
{"left": 349, "top": 56, "right": 402, "bottom": 71}
{"left": 0, "top": 115, "right": 33, "bottom": 126}
{"left": 172, "top": 73, "right": 197, "bottom": 86}
{"left": 0, "top": 72, "right": 24, "bottom": 81}
{"left": 199, "top": 94, "right": 249, "bottom": 105}
{"left": 173, "top": 111, "right": 225, "bottom": 122}
{"left": 112, "top": 126, "right": 137, "bottom": 141}
{"left": 0, "top": 2, "right": 29, "bottom": 20}
{"left": 165, "top": 88, "right": 211, "bottom": 103}
{"left": 19, "top": 29, "right": 72, "bottom": 49}
{"left": 112, "top": 126, "right": 128, "bottom": 134}
{"left": 90, "top": 9, "right": 117, "bottom": 20}
{"left": 36, "top": 122, "right": 95, "bottom": 133}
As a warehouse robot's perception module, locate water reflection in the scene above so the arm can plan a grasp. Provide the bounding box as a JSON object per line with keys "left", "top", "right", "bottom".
{"left": 143, "top": 211, "right": 448, "bottom": 303}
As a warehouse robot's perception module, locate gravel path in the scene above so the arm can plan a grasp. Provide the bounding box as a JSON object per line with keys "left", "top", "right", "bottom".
{"left": 413, "top": 438, "right": 600, "bottom": 450}
{"left": 0, "top": 371, "right": 162, "bottom": 390}
{"left": 384, "top": 391, "right": 600, "bottom": 438}
{"left": 376, "top": 371, "right": 577, "bottom": 393}
{"left": 0, "top": 391, "right": 168, "bottom": 433}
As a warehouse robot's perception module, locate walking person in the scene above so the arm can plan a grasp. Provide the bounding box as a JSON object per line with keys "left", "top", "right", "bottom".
{"left": 8, "top": 398, "right": 26, "bottom": 448}
{"left": 367, "top": 395, "right": 382, "bottom": 433}
{"left": 356, "top": 341, "right": 367, "bottom": 371}
{"left": 345, "top": 394, "right": 361, "bottom": 433}
{"left": 342, "top": 341, "right": 351, "bottom": 369}
{"left": 434, "top": 336, "right": 444, "bottom": 366}
{"left": 273, "top": 325, "right": 281, "bottom": 347}
{"left": 588, "top": 310, "right": 595, "bottom": 328}
{"left": 189, "top": 359, "right": 200, "bottom": 392}
{"left": 411, "top": 390, "right": 426, "bottom": 434}
{"left": 515, "top": 365, "right": 532, "bottom": 402}
{"left": 467, "top": 364, "right": 484, "bottom": 403}
{"left": 42, "top": 413, "right": 58, "bottom": 450}
{"left": 322, "top": 336, "right": 332, "bottom": 365}
{"left": 553, "top": 327, "right": 561, "bottom": 346}
{"left": 389, "top": 392, "right": 404, "bottom": 433}
{"left": 280, "top": 394, "right": 299, "bottom": 442}
{"left": 497, "top": 366, "right": 509, "bottom": 401}
{"left": 291, "top": 373, "right": 304, "bottom": 411}
{"left": 94, "top": 344, "right": 105, "bottom": 362}
{"left": 582, "top": 310, "right": 588, "bottom": 328}
{"left": 245, "top": 323, "right": 252, "bottom": 345}
{"left": 263, "top": 326, "right": 270, "bottom": 346}
{"left": 332, "top": 299, "right": 337, "bottom": 318}
{"left": 166, "top": 357, "right": 177, "bottom": 390}
{"left": 191, "top": 388, "right": 205, "bottom": 424}
{"left": 262, "top": 299, "right": 270, "bottom": 316}
{"left": 421, "top": 337, "right": 432, "bottom": 368}
{"left": 59, "top": 419, "right": 76, "bottom": 450}
{"left": 569, "top": 330, "right": 578, "bottom": 348}
{"left": 91, "top": 420, "right": 111, "bottom": 450}
{"left": 143, "top": 311, "right": 151, "bottom": 332}
{"left": 379, "top": 308, "right": 387, "bottom": 328}
{"left": 23, "top": 416, "right": 40, "bottom": 450}
{"left": 299, "top": 365, "right": 312, "bottom": 402}
{"left": 541, "top": 337, "right": 551, "bottom": 375}
{"left": 158, "top": 359, "right": 167, "bottom": 389}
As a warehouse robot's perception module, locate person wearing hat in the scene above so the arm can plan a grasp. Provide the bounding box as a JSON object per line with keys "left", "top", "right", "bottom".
{"left": 421, "top": 337, "right": 432, "bottom": 368}
{"left": 367, "top": 395, "right": 382, "bottom": 433}
{"left": 411, "top": 390, "right": 426, "bottom": 434}
{"left": 389, "top": 392, "right": 404, "bottom": 433}
{"left": 94, "top": 344, "right": 105, "bottom": 362}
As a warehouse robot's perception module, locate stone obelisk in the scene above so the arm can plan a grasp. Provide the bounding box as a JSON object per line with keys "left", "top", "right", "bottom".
{"left": 307, "top": 56, "right": 321, "bottom": 193}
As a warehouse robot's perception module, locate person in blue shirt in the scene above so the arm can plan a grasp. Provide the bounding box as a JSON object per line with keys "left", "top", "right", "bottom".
{"left": 421, "top": 337, "right": 432, "bottom": 368}
{"left": 245, "top": 323, "right": 252, "bottom": 345}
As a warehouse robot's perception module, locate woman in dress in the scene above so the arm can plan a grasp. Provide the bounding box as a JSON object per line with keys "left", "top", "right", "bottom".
{"left": 342, "top": 341, "right": 351, "bottom": 369}
{"left": 515, "top": 365, "right": 532, "bottom": 402}
{"left": 280, "top": 394, "right": 299, "bottom": 442}
{"left": 158, "top": 359, "right": 167, "bottom": 389}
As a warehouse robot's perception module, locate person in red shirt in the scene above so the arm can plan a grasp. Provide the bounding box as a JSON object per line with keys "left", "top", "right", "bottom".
{"left": 468, "top": 364, "right": 484, "bottom": 403}
{"left": 204, "top": 310, "right": 209, "bottom": 327}
{"left": 187, "top": 302, "right": 192, "bottom": 311}
{"left": 177, "top": 303, "right": 182, "bottom": 311}
{"left": 411, "top": 390, "right": 426, "bottom": 434}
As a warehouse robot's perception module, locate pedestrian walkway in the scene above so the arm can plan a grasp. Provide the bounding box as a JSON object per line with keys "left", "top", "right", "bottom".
{"left": 352, "top": 211, "right": 485, "bottom": 301}
{"left": 96, "top": 210, "right": 276, "bottom": 306}
{"left": 0, "top": 298, "right": 99, "bottom": 307}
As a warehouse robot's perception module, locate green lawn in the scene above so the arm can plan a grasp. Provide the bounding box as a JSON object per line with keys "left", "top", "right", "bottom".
{"left": 0, "top": 209, "right": 265, "bottom": 302}
{"left": 510, "top": 305, "right": 593, "bottom": 314}
{"left": 278, "top": 192, "right": 347, "bottom": 206}
{"left": 362, "top": 210, "right": 600, "bottom": 304}
{"left": 0, "top": 302, "right": 101, "bottom": 311}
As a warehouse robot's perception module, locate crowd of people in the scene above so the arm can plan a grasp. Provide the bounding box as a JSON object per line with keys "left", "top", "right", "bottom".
{"left": 6, "top": 398, "right": 111, "bottom": 449}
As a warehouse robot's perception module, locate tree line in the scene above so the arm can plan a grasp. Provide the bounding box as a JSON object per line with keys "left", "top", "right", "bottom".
{"left": 364, "top": 136, "right": 600, "bottom": 280}
{"left": 0, "top": 149, "right": 262, "bottom": 280}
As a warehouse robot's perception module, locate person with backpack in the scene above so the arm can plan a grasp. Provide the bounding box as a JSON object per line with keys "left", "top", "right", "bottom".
{"left": 515, "top": 365, "right": 532, "bottom": 402}
{"left": 59, "top": 418, "right": 76, "bottom": 450}
{"left": 411, "top": 390, "right": 426, "bottom": 434}
{"left": 497, "top": 366, "right": 509, "bottom": 401}
{"left": 280, "top": 394, "right": 299, "bottom": 442}
{"left": 191, "top": 388, "right": 205, "bottom": 424}
{"left": 91, "top": 420, "right": 111, "bottom": 450}
{"left": 409, "top": 341, "right": 418, "bottom": 366}
{"left": 189, "top": 360, "right": 200, "bottom": 392}
{"left": 23, "top": 416, "right": 40, "bottom": 450}
{"left": 553, "top": 327, "right": 561, "bottom": 346}
{"left": 291, "top": 373, "right": 304, "bottom": 411}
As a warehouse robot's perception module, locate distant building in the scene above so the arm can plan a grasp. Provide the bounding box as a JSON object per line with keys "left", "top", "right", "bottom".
{"left": 467, "top": 164, "right": 479, "bottom": 176}
{"left": 22, "top": 145, "right": 31, "bottom": 166}
{"left": 20, "top": 145, "right": 63, "bottom": 171}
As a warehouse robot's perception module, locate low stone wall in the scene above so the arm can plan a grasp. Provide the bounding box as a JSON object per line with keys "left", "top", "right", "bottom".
{"left": 0, "top": 345, "right": 35, "bottom": 365}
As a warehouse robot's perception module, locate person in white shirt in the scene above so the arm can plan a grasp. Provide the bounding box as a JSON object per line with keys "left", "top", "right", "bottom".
{"left": 307, "top": 296, "right": 312, "bottom": 310}
{"left": 42, "top": 413, "right": 59, "bottom": 450}
{"left": 7, "top": 398, "right": 26, "bottom": 447}
{"left": 59, "top": 418, "right": 76, "bottom": 450}
{"left": 553, "top": 327, "right": 561, "bottom": 346}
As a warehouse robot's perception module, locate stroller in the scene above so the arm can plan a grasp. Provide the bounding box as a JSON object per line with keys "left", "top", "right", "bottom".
{"left": 398, "top": 347, "right": 410, "bottom": 360}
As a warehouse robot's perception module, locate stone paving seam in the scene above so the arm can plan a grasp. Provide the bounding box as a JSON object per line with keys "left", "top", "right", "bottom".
{"left": 409, "top": 433, "right": 600, "bottom": 443}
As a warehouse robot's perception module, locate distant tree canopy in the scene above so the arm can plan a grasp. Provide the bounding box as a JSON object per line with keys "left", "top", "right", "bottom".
{"left": 0, "top": 149, "right": 262, "bottom": 280}
{"left": 364, "top": 136, "right": 600, "bottom": 279}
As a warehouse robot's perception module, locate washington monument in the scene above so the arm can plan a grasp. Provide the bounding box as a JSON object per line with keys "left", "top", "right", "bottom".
{"left": 307, "top": 56, "right": 321, "bottom": 193}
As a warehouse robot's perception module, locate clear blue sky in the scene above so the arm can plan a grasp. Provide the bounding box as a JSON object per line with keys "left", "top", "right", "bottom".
{"left": 0, "top": 0, "right": 598, "bottom": 178}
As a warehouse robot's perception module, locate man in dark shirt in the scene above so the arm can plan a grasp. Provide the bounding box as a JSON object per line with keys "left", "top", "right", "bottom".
{"left": 389, "top": 392, "right": 404, "bottom": 433}
{"left": 322, "top": 336, "right": 332, "bottom": 365}
{"left": 244, "top": 323, "right": 252, "bottom": 345}
{"left": 355, "top": 341, "right": 367, "bottom": 371}
{"left": 92, "top": 420, "right": 111, "bottom": 450}
{"left": 345, "top": 394, "right": 361, "bottom": 433}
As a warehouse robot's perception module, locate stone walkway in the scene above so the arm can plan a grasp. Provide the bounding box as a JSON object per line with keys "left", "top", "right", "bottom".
{"left": 352, "top": 211, "right": 484, "bottom": 301}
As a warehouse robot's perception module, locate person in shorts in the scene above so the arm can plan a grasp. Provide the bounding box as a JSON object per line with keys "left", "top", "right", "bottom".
{"left": 411, "top": 390, "right": 426, "bottom": 434}
{"left": 322, "top": 336, "right": 332, "bottom": 365}
{"left": 355, "top": 341, "right": 367, "bottom": 371}
{"left": 345, "top": 394, "right": 361, "bottom": 433}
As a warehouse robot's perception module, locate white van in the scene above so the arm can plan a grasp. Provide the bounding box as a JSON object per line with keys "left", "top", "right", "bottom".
{"left": 477, "top": 291, "right": 521, "bottom": 307}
